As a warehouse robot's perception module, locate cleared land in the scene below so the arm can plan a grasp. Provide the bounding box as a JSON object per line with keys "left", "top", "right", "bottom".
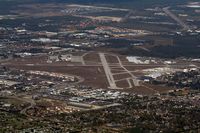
{"left": 3, "top": 52, "right": 184, "bottom": 94}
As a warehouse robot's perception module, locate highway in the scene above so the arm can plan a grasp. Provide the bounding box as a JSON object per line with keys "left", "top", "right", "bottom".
{"left": 163, "top": 7, "right": 190, "bottom": 31}
{"left": 99, "top": 53, "right": 119, "bottom": 89}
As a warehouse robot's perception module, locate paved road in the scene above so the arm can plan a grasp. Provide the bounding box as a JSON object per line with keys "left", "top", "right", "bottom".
{"left": 20, "top": 98, "right": 36, "bottom": 114}
{"left": 81, "top": 52, "right": 91, "bottom": 65}
{"left": 99, "top": 53, "right": 119, "bottom": 89}
{"left": 163, "top": 7, "right": 190, "bottom": 31}
{"left": 6, "top": 96, "right": 36, "bottom": 115}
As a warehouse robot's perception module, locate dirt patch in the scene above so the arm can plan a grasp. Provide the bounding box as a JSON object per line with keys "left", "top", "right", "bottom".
{"left": 116, "top": 79, "right": 129, "bottom": 88}
{"left": 113, "top": 73, "right": 131, "bottom": 81}
{"left": 6, "top": 64, "right": 108, "bottom": 89}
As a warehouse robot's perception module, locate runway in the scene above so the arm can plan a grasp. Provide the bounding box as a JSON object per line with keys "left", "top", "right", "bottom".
{"left": 99, "top": 53, "right": 119, "bottom": 89}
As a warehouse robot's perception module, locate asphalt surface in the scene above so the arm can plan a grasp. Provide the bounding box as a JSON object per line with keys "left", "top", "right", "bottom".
{"left": 99, "top": 53, "right": 119, "bottom": 89}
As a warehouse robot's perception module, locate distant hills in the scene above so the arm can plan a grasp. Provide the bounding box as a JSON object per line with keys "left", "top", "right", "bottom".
{"left": 0, "top": 0, "right": 190, "bottom": 11}
{"left": 0, "top": 0, "right": 189, "bottom": 5}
